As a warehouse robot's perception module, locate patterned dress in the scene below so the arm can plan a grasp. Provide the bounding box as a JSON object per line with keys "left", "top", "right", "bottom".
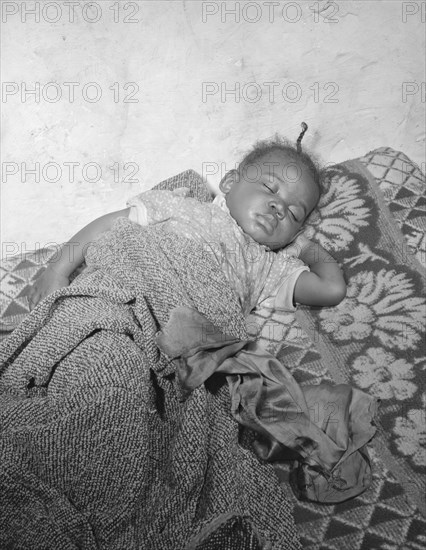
{"left": 127, "top": 188, "right": 309, "bottom": 316}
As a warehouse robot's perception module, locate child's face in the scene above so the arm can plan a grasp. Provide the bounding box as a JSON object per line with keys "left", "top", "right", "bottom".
{"left": 220, "top": 150, "right": 319, "bottom": 250}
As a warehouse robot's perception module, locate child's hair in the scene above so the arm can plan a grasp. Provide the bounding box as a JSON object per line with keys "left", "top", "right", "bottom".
{"left": 237, "top": 123, "right": 323, "bottom": 196}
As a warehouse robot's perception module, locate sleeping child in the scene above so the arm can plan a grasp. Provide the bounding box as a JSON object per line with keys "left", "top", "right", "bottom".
{"left": 28, "top": 124, "right": 346, "bottom": 316}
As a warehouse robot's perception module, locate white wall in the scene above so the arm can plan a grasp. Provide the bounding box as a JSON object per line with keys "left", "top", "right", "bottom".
{"left": 1, "top": 0, "right": 425, "bottom": 251}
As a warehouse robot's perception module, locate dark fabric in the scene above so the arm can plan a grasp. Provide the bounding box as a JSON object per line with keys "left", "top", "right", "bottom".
{"left": 157, "top": 306, "right": 379, "bottom": 503}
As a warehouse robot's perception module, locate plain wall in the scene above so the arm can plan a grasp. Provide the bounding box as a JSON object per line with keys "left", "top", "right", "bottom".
{"left": 1, "top": 0, "right": 425, "bottom": 251}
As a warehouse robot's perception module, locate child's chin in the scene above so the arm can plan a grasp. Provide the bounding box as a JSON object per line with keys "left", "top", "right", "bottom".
{"left": 256, "top": 236, "right": 288, "bottom": 251}
{"left": 267, "top": 240, "right": 288, "bottom": 251}
{"left": 262, "top": 232, "right": 292, "bottom": 250}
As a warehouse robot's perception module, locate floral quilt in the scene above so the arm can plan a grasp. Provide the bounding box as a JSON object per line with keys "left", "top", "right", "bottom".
{"left": 249, "top": 147, "right": 425, "bottom": 549}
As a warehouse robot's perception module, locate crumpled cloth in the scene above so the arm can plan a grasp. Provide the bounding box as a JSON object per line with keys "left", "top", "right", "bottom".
{"left": 156, "top": 306, "right": 379, "bottom": 504}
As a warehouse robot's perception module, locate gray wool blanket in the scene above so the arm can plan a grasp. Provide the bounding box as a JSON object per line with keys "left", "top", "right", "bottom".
{"left": 0, "top": 217, "right": 301, "bottom": 550}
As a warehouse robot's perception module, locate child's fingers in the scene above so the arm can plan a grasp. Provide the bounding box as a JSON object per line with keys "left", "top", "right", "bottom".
{"left": 27, "top": 284, "right": 41, "bottom": 311}
{"left": 27, "top": 285, "right": 35, "bottom": 310}
{"left": 28, "top": 292, "right": 38, "bottom": 311}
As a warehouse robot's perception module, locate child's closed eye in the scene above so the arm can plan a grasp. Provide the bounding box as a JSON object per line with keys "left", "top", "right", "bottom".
{"left": 290, "top": 209, "right": 304, "bottom": 222}
{"left": 262, "top": 182, "right": 274, "bottom": 192}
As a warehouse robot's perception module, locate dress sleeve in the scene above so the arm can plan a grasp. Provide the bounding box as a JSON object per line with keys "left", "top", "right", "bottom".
{"left": 257, "top": 252, "right": 310, "bottom": 312}
{"left": 127, "top": 201, "right": 148, "bottom": 226}
{"left": 126, "top": 188, "right": 189, "bottom": 226}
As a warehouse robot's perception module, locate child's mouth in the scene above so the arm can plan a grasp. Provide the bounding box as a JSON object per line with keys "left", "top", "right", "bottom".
{"left": 257, "top": 215, "right": 276, "bottom": 235}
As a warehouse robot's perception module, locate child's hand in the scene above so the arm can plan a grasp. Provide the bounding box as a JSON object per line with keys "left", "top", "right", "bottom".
{"left": 285, "top": 234, "right": 312, "bottom": 259}
{"left": 27, "top": 265, "right": 70, "bottom": 311}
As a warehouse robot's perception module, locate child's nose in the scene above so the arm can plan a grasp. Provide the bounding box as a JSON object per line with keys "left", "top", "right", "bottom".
{"left": 269, "top": 198, "right": 287, "bottom": 219}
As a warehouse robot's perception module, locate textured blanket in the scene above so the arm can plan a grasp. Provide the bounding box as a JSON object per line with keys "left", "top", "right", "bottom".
{"left": 0, "top": 219, "right": 301, "bottom": 549}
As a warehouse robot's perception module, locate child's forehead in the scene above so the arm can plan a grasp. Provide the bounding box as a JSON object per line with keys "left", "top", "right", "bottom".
{"left": 241, "top": 149, "right": 303, "bottom": 178}
{"left": 258, "top": 149, "right": 300, "bottom": 169}
{"left": 244, "top": 150, "right": 311, "bottom": 184}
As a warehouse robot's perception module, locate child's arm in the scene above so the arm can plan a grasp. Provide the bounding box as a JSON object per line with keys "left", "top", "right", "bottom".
{"left": 28, "top": 208, "right": 130, "bottom": 310}
{"left": 293, "top": 236, "right": 346, "bottom": 307}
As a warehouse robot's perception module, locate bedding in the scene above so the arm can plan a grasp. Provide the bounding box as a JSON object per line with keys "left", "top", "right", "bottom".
{"left": 0, "top": 215, "right": 300, "bottom": 550}
{"left": 0, "top": 147, "right": 425, "bottom": 549}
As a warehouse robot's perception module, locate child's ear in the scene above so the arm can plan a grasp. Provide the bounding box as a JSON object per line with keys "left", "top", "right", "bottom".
{"left": 219, "top": 169, "right": 238, "bottom": 194}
